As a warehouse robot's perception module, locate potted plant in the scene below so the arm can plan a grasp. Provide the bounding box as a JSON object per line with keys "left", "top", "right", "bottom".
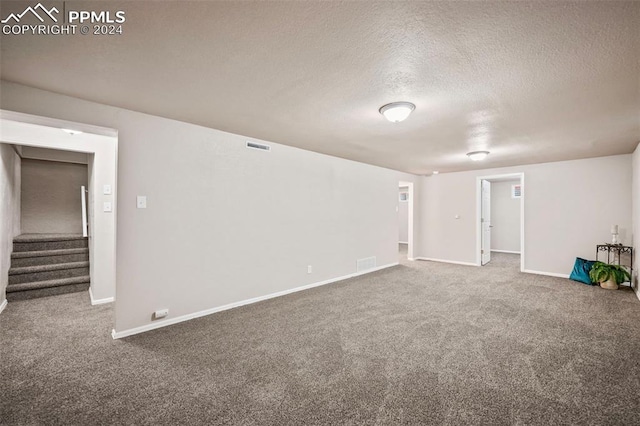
{"left": 589, "top": 262, "right": 631, "bottom": 290}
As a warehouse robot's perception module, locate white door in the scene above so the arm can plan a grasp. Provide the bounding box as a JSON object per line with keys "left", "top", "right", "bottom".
{"left": 481, "top": 180, "right": 491, "bottom": 265}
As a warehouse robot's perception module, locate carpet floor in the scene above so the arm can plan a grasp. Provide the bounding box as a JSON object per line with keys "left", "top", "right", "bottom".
{"left": 1, "top": 253, "right": 639, "bottom": 425}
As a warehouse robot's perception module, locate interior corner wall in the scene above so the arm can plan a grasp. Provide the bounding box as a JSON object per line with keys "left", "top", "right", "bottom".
{"left": 632, "top": 142, "right": 640, "bottom": 296}
{"left": 0, "top": 143, "right": 21, "bottom": 303}
{"left": 418, "top": 155, "right": 632, "bottom": 275}
{"left": 0, "top": 81, "right": 420, "bottom": 333}
{"left": 490, "top": 179, "right": 521, "bottom": 252}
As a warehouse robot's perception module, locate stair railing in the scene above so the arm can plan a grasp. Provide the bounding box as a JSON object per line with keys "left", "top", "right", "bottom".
{"left": 81, "top": 185, "right": 88, "bottom": 237}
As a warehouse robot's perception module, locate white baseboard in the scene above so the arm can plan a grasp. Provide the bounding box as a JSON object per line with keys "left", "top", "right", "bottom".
{"left": 522, "top": 269, "right": 570, "bottom": 279}
{"left": 407, "top": 258, "right": 416, "bottom": 261}
{"left": 398, "top": 241, "right": 408, "bottom": 244}
{"left": 112, "top": 262, "right": 399, "bottom": 339}
{"left": 415, "top": 257, "right": 478, "bottom": 267}
{"left": 89, "top": 287, "right": 114, "bottom": 305}
{"left": 491, "top": 250, "right": 521, "bottom": 254}
{"left": 0, "top": 298, "right": 7, "bottom": 314}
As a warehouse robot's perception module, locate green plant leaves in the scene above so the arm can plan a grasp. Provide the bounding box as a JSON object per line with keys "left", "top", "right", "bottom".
{"left": 589, "top": 261, "right": 631, "bottom": 284}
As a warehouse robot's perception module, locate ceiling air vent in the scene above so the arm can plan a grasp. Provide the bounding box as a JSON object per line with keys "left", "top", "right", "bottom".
{"left": 246, "top": 141, "right": 271, "bottom": 152}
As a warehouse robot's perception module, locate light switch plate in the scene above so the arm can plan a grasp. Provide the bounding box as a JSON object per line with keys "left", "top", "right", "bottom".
{"left": 137, "top": 196, "right": 147, "bottom": 209}
{"left": 103, "top": 184, "right": 112, "bottom": 195}
{"left": 103, "top": 202, "right": 112, "bottom": 212}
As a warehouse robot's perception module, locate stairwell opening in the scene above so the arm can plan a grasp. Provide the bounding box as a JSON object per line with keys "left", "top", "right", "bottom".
{"left": 0, "top": 111, "right": 118, "bottom": 308}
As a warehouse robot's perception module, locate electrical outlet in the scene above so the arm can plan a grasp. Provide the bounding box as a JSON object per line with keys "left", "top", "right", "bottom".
{"left": 154, "top": 309, "right": 168, "bottom": 319}
{"left": 307, "top": 265, "right": 312, "bottom": 274}
{"left": 137, "top": 195, "right": 147, "bottom": 209}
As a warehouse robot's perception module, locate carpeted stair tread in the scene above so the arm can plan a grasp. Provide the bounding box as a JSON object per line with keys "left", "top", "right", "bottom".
{"left": 6, "top": 283, "right": 90, "bottom": 301}
{"left": 8, "top": 235, "right": 92, "bottom": 301}
{"left": 6, "top": 275, "right": 91, "bottom": 293}
{"left": 9, "top": 261, "right": 90, "bottom": 276}
{"left": 13, "top": 233, "right": 85, "bottom": 243}
{"left": 11, "top": 247, "right": 89, "bottom": 259}
{"left": 13, "top": 238, "right": 88, "bottom": 252}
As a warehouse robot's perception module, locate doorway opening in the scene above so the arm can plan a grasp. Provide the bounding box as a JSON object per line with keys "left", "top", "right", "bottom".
{"left": 476, "top": 173, "right": 524, "bottom": 271}
{"left": 398, "top": 181, "right": 414, "bottom": 263}
{"left": 0, "top": 110, "right": 118, "bottom": 307}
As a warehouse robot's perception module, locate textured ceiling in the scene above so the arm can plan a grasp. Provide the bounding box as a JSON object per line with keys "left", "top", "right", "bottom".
{"left": 1, "top": 1, "right": 639, "bottom": 174}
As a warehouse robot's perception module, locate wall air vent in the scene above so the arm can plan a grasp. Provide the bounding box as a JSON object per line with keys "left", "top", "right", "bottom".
{"left": 246, "top": 141, "right": 271, "bottom": 152}
{"left": 357, "top": 256, "right": 377, "bottom": 273}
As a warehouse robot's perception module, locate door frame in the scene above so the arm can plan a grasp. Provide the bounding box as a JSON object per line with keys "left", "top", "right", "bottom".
{"left": 0, "top": 110, "right": 118, "bottom": 305}
{"left": 480, "top": 179, "right": 492, "bottom": 266}
{"left": 398, "top": 180, "right": 415, "bottom": 260}
{"left": 475, "top": 172, "right": 524, "bottom": 271}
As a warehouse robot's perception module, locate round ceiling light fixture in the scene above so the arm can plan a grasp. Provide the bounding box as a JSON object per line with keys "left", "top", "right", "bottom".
{"left": 466, "top": 151, "right": 490, "bottom": 161}
{"left": 379, "top": 102, "right": 415, "bottom": 123}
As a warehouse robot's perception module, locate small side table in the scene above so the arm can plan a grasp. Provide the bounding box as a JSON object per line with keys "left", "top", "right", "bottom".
{"left": 595, "top": 244, "right": 634, "bottom": 287}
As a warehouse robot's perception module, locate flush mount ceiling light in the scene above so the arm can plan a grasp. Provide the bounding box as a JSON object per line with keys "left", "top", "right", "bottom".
{"left": 61, "top": 128, "right": 83, "bottom": 135}
{"left": 432, "top": 171, "right": 439, "bottom": 175}
{"left": 466, "top": 151, "right": 490, "bottom": 161}
{"left": 379, "top": 102, "right": 415, "bottom": 123}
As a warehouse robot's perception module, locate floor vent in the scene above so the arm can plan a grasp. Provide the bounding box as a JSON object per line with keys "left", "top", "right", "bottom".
{"left": 357, "top": 256, "right": 377, "bottom": 272}
{"left": 246, "top": 141, "right": 271, "bottom": 152}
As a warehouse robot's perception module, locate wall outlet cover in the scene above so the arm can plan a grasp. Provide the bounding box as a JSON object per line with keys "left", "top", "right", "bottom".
{"left": 154, "top": 309, "right": 169, "bottom": 319}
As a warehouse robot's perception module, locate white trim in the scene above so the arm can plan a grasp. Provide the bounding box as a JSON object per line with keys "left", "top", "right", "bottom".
{"left": 522, "top": 269, "right": 570, "bottom": 279}
{"left": 81, "top": 185, "right": 88, "bottom": 237}
{"left": 415, "top": 257, "right": 478, "bottom": 267}
{"left": 407, "top": 258, "right": 416, "bottom": 261}
{"left": 491, "top": 250, "right": 521, "bottom": 254}
{"left": 112, "top": 262, "right": 399, "bottom": 339}
{"left": 476, "top": 173, "right": 525, "bottom": 272}
{"left": 89, "top": 287, "right": 114, "bottom": 305}
{"left": 399, "top": 181, "right": 415, "bottom": 260}
{"left": 398, "top": 241, "right": 409, "bottom": 244}
{"left": 0, "top": 299, "right": 7, "bottom": 314}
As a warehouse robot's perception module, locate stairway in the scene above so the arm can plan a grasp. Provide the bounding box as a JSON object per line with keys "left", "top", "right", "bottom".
{"left": 7, "top": 234, "right": 90, "bottom": 301}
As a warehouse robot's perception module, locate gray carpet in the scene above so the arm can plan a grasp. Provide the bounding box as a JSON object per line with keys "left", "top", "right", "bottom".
{"left": 7, "top": 234, "right": 90, "bottom": 301}
{"left": 2, "top": 253, "right": 639, "bottom": 425}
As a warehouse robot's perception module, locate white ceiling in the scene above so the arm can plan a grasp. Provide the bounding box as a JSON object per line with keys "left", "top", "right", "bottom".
{"left": 1, "top": 1, "right": 639, "bottom": 174}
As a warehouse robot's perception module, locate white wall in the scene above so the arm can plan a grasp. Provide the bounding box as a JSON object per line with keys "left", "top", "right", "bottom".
{"left": 21, "top": 159, "right": 88, "bottom": 234}
{"left": 0, "top": 143, "right": 21, "bottom": 304}
{"left": 632, "top": 143, "right": 639, "bottom": 297}
{"left": 419, "top": 155, "right": 632, "bottom": 276}
{"left": 398, "top": 186, "right": 409, "bottom": 243}
{"left": 490, "top": 180, "right": 521, "bottom": 252}
{"left": 0, "top": 81, "right": 420, "bottom": 334}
